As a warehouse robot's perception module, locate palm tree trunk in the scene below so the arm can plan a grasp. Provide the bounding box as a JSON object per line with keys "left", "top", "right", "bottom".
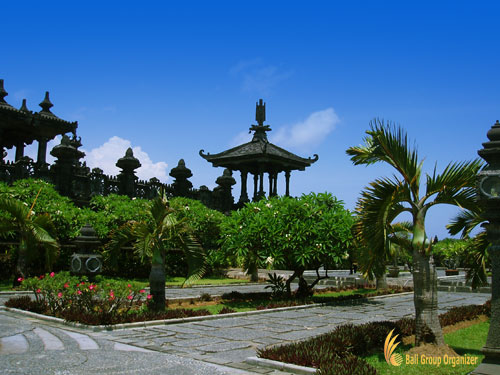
{"left": 376, "top": 273, "right": 388, "bottom": 289}
{"left": 149, "top": 263, "right": 166, "bottom": 312}
{"left": 412, "top": 249, "right": 444, "bottom": 345}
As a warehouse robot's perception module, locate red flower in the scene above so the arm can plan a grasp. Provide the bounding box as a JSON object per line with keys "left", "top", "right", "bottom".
{"left": 49, "top": 272, "right": 55, "bottom": 277}
{"left": 64, "top": 283, "right": 69, "bottom": 288}
{"left": 36, "top": 288, "right": 41, "bottom": 293}
{"left": 139, "top": 289, "right": 146, "bottom": 293}
{"left": 39, "top": 275, "right": 45, "bottom": 280}
{"left": 127, "top": 284, "right": 131, "bottom": 288}
{"left": 89, "top": 284, "right": 95, "bottom": 290}
{"left": 127, "top": 295, "right": 133, "bottom": 300}
{"left": 147, "top": 294, "right": 152, "bottom": 300}
{"left": 77, "top": 290, "right": 82, "bottom": 295}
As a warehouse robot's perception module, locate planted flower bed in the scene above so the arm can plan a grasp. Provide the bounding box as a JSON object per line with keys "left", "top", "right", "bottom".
{"left": 6, "top": 271, "right": 412, "bottom": 326}
{"left": 258, "top": 301, "right": 491, "bottom": 375}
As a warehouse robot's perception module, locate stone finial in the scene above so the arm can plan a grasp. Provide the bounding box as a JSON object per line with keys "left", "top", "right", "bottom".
{"left": 0, "top": 79, "right": 12, "bottom": 107}
{"left": 19, "top": 99, "right": 30, "bottom": 112}
{"left": 256, "top": 98, "right": 266, "bottom": 126}
{"left": 486, "top": 120, "right": 500, "bottom": 143}
{"left": 39, "top": 91, "right": 54, "bottom": 114}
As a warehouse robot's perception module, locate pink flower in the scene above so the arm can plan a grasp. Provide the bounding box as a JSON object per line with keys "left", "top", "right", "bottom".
{"left": 147, "top": 294, "right": 152, "bottom": 300}
{"left": 50, "top": 272, "right": 55, "bottom": 277}
{"left": 57, "top": 292, "right": 63, "bottom": 298}
{"left": 64, "top": 282, "right": 69, "bottom": 288}
{"left": 17, "top": 277, "right": 24, "bottom": 282}
{"left": 77, "top": 290, "right": 82, "bottom": 295}
{"left": 36, "top": 288, "right": 41, "bottom": 293}
{"left": 89, "top": 284, "right": 95, "bottom": 290}
{"left": 109, "top": 290, "right": 115, "bottom": 297}
{"left": 127, "top": 295, "right": 133, "bottom": 300}
{"left": 139, "top": 289, "right": 146, "bottom": 293}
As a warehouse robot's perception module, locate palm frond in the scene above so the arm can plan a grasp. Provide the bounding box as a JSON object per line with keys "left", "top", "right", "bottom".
{"left": 0, "top": 197, "right": 30, "bottom": 223}
{"left": 346, "top": 119, "right": 422, "bottom": 198}
{"left": 182, "top": 235, "right": 207, "bottom": 287}
{"left": 447, "top": 208, "right": 484, "bottom": 237}
{"left": 425, "top": 159, "right": 483, "bottom": 208}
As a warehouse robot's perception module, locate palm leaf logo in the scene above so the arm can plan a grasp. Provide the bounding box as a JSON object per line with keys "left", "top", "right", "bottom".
{"left": 384, "top": 329, "right": 403, "bottom": 366}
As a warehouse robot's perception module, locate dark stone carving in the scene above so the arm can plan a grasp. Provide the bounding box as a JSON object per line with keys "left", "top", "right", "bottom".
{"left": 169, "top": 159, "right": 193, "bottom": 197}
{"left": 116, "top": 148, "right": 141, "bottom": 198}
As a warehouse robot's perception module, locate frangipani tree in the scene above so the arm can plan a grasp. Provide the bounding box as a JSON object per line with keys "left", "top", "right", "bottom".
{"left": 346, "top": 119, "right": 482, "bottom": 346}
{"left": 220, "top": 193, "right": 354, "bottom": 297}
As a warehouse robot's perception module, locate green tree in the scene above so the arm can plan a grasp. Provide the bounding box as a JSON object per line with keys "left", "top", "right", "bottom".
{"left": 346, "top": 119, "right": 481, "bottom": 346}
{"left": 219, "top": 193, "right": 354, "bottom": 296}
{"left": 0, "top": 192, "right": 59, "bottom": 284}
{"left": 108, "top": 195, "right": 206, "bottom": 312}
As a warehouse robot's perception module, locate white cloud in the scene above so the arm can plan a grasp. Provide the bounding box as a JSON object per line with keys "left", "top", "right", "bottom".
{"left": 82, "top": 136, "right": 169, "bottom": 182}
{"left": 270, "top": 108, "right": 340, "bottom": 150}
{"left": 229, "top": 59, "right": 293, "bottom": 95}
{"left": 229, "top": 130, "right": 252, "bottom": 147}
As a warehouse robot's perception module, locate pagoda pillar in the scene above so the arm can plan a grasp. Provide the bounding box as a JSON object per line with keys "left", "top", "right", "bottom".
{"left": 253, "top": 173, "right": 258, "bottom": 201}
{"left": 285, "top": 170, "right": 291, "bottom": 197}
{"left": 37, "top": 138, "right": 48, "bottom": 166}
{"left": 15, "top": 141, "right": 24, "bottom": 161}
{"left": 259, "top": 170, "right": 264, "bottom": 194}
{"left": 239, "top": 170, "right": 249, "bottom": 203}
{"left": 268, "top": 173, "right": 273, "bottom": 198}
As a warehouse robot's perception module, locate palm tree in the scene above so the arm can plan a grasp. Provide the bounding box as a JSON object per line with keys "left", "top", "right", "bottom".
{"left": 0, "top": 193, "right": 59, "bottom": 285}
{"left": 346, "top": 119, "right": 482, "bottom": 346}
{"left": 109, "top": 195, "right": 206, "bottom": 312}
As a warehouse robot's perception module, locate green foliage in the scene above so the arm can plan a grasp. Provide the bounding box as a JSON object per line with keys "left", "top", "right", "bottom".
{"left": 87, "top": 194, "right": 151, "bottom": 238}
{"left": 432, "top": 238, "right": 471, "bottom": 268}
{"left": 219, "top": 192, "right": 354, "bottom": 279}
{"left": 0, "top": 179, "right": 83, "bottom": 241}
{"left": 19, "top": 271, "right": 149, "bottom": 317}
{"left": 265, "top": 272, "right": 287, "bottom": 299}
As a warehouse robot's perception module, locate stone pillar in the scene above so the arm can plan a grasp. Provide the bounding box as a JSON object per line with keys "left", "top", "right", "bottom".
{"left": 15, "top": 141, "right": 24, "bottom": 161}
{"left": 37, "top": 138, "right": 48, "bottom": 166}
{"left": 169, "top": 159, "right": 193, "bottom": 198}
{"left": 273, "top": 173, "right": 278, "bottom": 196}
{"left": 268, "top": 173, "right": 273, "bottom": 198}
{"left": 472, "top": 120, "right": 500, "bottom": 374}
{"left": 239, "top": 170, "right": 249, "bottom": 203}
{"left": 253, "top": 173, "right": 258, "bottom": 201}
{"left": 259, "top": 170, "right": 264, "bottom": 195}
{"left": 285, "top": 170, "right": 291, "bottom": 196}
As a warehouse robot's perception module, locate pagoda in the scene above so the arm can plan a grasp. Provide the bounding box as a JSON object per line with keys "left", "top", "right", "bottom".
{"left": 200, "top": 99, "right": 318, "bottom": 203}
{"left": 0, "top": 79, "right": 78, "bottom": 167}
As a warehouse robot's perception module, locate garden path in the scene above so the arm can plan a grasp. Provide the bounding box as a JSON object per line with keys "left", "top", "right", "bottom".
{"left": 1, "top": 289, "right": 489, "bottom": 374}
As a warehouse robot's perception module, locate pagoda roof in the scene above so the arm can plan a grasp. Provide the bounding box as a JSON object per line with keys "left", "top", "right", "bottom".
{"left": 199, "top": 138, "right": 318, "bottom": 173}
{"left": 199, "top": 99, "right": 318, "bottom": 174}
{"left": 0, "top": 80, "right": 77, "bottom": 149}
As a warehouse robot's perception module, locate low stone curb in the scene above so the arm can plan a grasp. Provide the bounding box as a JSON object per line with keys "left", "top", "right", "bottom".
{"left": 245, "top": 357, "right": 316, "bottom": 375}
{"left": 2, "top": 291, "right": 415, "bottom": 332}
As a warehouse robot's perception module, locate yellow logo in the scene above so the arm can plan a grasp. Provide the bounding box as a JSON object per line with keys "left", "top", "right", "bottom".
{"left": 384, "top": 329, "right": 403, "bottom": 366}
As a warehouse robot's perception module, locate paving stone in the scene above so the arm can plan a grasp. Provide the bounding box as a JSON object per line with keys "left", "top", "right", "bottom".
{"left": 198, "top": 340, "right": 252, "bottom": 353}
{"left": 171, "top": 337, "right": 227, "bottom": 347}
{"left": 209, "top": 327, "right": 272, "bottom": 340}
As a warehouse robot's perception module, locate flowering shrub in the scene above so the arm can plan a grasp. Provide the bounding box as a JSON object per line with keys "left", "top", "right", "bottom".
{"left": 19, "top": 271, "right": 150, "bottom": 318}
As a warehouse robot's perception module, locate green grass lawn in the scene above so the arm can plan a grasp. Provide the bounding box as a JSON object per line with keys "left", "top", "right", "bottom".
{"left": 177, "top": 287, "right": 382, "bottom": 314}
{"left": 363, "top": 321, "right": 488, "bottom": 375}
{"left": 0, "top": 275, "right": 250, "bottom": 291}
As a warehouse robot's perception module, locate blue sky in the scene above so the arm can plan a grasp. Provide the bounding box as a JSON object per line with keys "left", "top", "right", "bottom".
{"left": 2, "top": 1, "right": 500, "bottom": 240}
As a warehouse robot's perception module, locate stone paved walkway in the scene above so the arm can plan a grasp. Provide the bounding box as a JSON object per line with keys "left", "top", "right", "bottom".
{"left": 0, "top": 286, "right": 491, "bottom": 375}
